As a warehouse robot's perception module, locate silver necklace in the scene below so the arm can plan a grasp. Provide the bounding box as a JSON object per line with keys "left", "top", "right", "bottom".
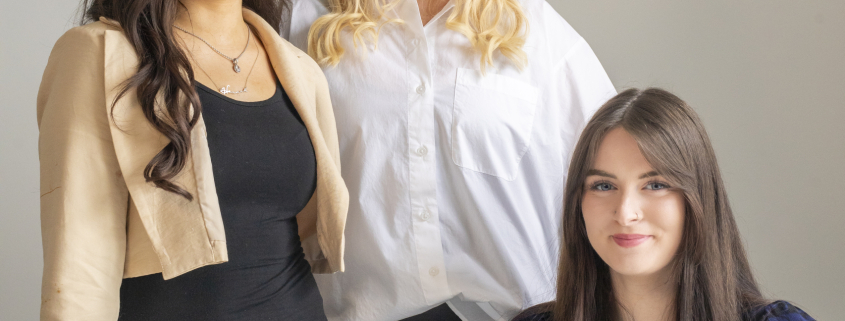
{"left": 174, "top": 24, "right": 250, "bottom": 73}
{"left": 186, "top": 28, "right": 260, "bottom": 95}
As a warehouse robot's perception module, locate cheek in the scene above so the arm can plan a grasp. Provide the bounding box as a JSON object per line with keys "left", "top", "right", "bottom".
{"left": 581, "top": 193, "right": 614, "bottom": 239}
{"left": 647, "top": 193, "right": 686, "bottom": 247}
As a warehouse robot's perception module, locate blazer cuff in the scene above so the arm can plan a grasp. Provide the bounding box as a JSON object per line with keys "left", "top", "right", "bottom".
{"left": 302, "top": 233, "right": 334, "bottom": 274}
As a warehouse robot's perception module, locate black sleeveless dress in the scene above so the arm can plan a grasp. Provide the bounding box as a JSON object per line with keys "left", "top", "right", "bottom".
{"left": 118, "top": 82, "right": 326, "bottom": 321}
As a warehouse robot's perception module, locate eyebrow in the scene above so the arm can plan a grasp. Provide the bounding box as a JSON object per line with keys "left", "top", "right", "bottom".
{"left": 638, "top": 171, "right": 660, "bottom": 179}
{"left": 586, "top": 169, "right": 616, "bottom": 179}
{"left": 586, "top": 169, "right": 660, "bottom": 180}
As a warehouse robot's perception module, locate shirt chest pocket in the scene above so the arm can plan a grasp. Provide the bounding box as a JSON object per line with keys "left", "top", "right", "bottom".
{"left": 451, "top": 68, "right": 539, "bottom": 181}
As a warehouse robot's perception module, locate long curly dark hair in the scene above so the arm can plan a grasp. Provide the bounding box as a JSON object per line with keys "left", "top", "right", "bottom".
{"left": 517, "top": 88, "right": 768, "bottom": 321}
{"left": 80, "top": 0, "right": 287, "bottom": 199}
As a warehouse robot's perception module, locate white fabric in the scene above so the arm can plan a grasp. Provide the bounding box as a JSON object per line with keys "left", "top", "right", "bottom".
{"left": 286, "top": 0, "right": 616, "bottom": 319}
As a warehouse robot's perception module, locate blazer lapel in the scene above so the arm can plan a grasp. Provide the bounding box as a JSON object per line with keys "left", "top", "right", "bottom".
{"left": 100, "top": 10, "right": 343, "bottom": 277}
{"left": 243, "top": 9, "right": 316, "bottom": 123}
{"left": 102, "top": 23, "right": 227, "bottom": 278}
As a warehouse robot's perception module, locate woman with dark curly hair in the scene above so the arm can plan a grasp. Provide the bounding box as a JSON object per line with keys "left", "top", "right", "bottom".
{"left": 37, "top": 0, "right": 347, "bottom": 320}
{"left": 514, "top": 88, "right": 814, "bottom": 321}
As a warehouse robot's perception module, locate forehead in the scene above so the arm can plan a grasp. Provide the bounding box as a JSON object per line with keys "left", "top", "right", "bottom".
{"left": 592, "top": 127, "right": 655, "bottom": 177}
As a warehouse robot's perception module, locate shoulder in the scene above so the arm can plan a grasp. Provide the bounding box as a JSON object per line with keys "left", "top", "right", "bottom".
{"left": 516, "top": 0, "right": 599, "bottom": 74}
{"left": 744, "top": 301, "right": 815, "bottom": 321}
{"left": 41, "top": 22, "right": 118, "bottom": 91}
{"left": 51, "top": 21, "right": 117, "bottom": 53}
{"left": 521, "top": 0, "right": 584, "bottom": 55}
{"left": 38, "top": 22, "right": 120, "bottom": 129}
{"left": 47, "top": 20, "right": 129, "bottom": 70}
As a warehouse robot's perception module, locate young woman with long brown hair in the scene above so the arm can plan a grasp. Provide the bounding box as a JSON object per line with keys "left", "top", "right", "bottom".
{"left": 37, "top": 0, "right": 347, "bottom": 319}
{"left": 514, "top": 88, "right": 814, "bottom": 321}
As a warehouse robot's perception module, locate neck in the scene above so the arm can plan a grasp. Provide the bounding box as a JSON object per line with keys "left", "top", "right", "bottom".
{"left": 611, "top": 267, "right": 677, "bottom": 321}
{"left": 417, "top": 0, "right": 450, "bottom": 25}
{"left": 175, "top": 0, "right": 246, "bottom": 43}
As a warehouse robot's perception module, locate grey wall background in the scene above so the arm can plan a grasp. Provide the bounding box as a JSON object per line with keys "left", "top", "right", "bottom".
{"left": 1, "top": 0, "right": 843, "bottom": 320}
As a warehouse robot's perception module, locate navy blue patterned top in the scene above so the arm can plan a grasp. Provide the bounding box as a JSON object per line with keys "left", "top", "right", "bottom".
{"left": 743, "top": 301, "right": 815, "bottom": 321}
{"left": 514, "top": 301, "right": 814, "bottom": 321}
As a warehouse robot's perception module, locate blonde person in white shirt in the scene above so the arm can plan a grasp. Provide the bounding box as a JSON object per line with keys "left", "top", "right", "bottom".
{"left": 284, "top": 0, "right": 615, "bottom": 319}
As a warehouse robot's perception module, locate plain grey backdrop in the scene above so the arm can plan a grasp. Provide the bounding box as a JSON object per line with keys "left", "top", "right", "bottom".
{"left": 2, "top": 0, "right": 843, "bottom": 320}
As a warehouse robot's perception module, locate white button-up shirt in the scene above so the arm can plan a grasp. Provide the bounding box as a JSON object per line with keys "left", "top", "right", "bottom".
{"left": 286, "top": 0, "right": 615, "bottom": 319}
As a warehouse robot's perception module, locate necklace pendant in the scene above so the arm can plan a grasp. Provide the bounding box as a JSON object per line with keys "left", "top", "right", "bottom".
{"left": 233, "top": 58, "right": 241, "bottom": 73}
{"left": 219, "top": 85, "right": 247, "bottom": 95}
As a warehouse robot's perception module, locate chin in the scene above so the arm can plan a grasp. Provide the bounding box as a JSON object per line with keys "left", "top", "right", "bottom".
{"left": 609, "top": 263, "right": 661, "bottom": 277}
{"left": 601, "top": 253, "right": 663, "bottom": 277}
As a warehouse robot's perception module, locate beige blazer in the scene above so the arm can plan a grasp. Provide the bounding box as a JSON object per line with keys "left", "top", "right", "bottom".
{"left": 37, "top": 9, "right": 347, "bottom": 320}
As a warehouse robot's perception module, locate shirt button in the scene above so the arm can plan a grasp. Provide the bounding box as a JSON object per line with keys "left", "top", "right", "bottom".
{"left": 416, "top": 145, "right": 428, "bottom": 157}
{"left": 411, "top": 39, "right": 420, "bottom": 46}
{"left": 420, "top": 209, "right": 431, "bottom": 221}
{"left": 416, "top": 84, "right": 426, "bottom": 94}
{"left": 429, "top": 267, "right": 439, "bottom": 276}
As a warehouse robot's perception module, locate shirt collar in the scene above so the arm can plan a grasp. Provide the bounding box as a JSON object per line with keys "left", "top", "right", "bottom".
{"left": 392, "top": 0, "right": 456, "bottom": 28}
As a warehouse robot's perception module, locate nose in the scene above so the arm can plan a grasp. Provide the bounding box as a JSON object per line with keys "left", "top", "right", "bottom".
{"left": 614, "top": 189, "right": 642, "bottom": 226}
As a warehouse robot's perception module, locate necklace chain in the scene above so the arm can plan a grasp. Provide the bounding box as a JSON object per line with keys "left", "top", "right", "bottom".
{"left": 174, "top": 24, "right": 250, "bottom": 73}
{"left": 182, "top": 26, "right": 260, "bottom": 95}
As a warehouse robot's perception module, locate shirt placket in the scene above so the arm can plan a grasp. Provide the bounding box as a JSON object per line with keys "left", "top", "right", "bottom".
{"left": 400, "top": 0, "right": 451, "bottom": 304}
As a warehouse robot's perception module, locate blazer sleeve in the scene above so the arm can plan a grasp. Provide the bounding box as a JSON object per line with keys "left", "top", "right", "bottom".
{"left": 298, "top": 56, "right": 346, "bottom": 273}
{"left": 311, "top": 62, "right": 342, "bottom": 171}
{"left": 37, "top": 24, "right": 129, "bottom": 321}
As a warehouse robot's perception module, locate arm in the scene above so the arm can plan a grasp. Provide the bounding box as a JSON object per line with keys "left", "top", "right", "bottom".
{"left": 37, "top": 25, "right": 129, "bottom": 321}
{"left": 297, "top": 57, "right": 347, "bottom": 274}
{"left": 296, "top": 56, "right": 339, "bottom": 244}
{"left": 554, "top": 37, "right": 616, "bottom": 132}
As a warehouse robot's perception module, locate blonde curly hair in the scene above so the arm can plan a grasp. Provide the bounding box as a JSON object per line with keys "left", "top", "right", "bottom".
{"left": 307, "top": 0, "right": 528, "bottom": 72}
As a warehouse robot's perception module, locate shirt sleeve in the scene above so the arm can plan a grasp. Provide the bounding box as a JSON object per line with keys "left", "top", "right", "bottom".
{"left": 539, "top": 1, "right": 616, "bottom": 149}
{"left": 546, "top": 40, "right": 616, "bottom": 161}
{"left": 556, "top": 37, "right": 616, "bottom": 128}
{"left": 37, "top": 24, "right": 129, "bottom": 321}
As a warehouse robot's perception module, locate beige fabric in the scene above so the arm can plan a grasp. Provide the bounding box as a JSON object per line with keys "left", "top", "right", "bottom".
{"left": 37, "top": 9, "right": 347, "bottom": 320}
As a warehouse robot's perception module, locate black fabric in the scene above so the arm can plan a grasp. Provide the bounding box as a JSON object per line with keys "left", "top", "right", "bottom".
{"left": 118, "top": 82, "right": 325, "bottom": 321}
{"left": 401, "top": 303, "right": 463, "bottom": 321}
{"left": 511, "top": 311, "right": 552, "bottom": 321}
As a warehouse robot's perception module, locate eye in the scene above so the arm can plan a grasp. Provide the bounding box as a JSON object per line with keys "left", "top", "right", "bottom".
{"left": 644, "top": 181, "right": 670, "bottom": 190}
{"left": 590, "top": 181, "right": 615, "bottom": 191}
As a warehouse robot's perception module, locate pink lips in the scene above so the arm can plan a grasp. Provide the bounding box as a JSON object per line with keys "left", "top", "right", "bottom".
{"left": 612, "top": 234, "right": 651, "bottom": 248}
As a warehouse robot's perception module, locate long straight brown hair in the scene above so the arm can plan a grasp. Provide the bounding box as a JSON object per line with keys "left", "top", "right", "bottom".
{"left": 80, "top": 0, "right": 287, "bottom": 199}
{"left": 520, "top": 88, "right": 768, "bottom": 321}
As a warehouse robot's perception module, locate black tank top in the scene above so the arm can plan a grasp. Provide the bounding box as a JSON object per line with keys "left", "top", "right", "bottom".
{"left": 118, "top": 81, "right": 326, "bottom": 321}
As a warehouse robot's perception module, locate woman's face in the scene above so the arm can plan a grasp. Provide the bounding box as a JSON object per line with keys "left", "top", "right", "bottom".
{"left": 582, "top": 127, "right": 686, "bottom": 278}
